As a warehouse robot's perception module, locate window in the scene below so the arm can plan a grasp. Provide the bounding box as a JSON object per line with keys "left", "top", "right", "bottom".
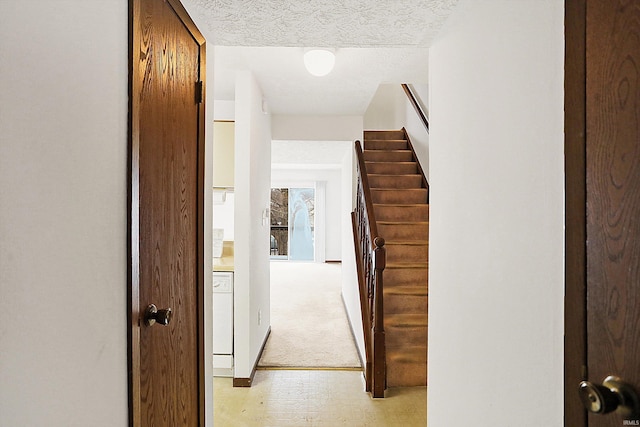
{"left": 270, "top": 187, "right": 315, "bottom": 260}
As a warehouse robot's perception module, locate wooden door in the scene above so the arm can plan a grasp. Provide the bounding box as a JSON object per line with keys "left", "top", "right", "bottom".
{"left": 566, "top": 0, "right": 640, "bottom": 426}
{"left": 129, "top": 0, "right": 206, "bottom": 425}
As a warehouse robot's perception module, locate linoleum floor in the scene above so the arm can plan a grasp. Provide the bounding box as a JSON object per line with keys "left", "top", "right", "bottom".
{"left": 214, "top": 369, "right": 427, "bottom": 426}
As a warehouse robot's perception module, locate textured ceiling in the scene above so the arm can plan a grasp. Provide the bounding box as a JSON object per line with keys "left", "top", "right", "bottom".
{"left": 213, "top": 46, "right": 430, "bottom": 115}
{"left": 185, "top": 0, "right": 460, "bottom": 116}
{"left": 191, "top": 0, "right": 460, "bottom": 47}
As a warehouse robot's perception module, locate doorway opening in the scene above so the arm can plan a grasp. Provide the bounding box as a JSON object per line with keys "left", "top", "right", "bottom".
{"left": 259, "top": 141, "right": 359, "bottom": 369}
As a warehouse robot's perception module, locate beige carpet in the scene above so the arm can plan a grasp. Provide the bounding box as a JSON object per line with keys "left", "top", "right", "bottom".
{"left": 258, "top": 262, "right": 362, "bottom": 369}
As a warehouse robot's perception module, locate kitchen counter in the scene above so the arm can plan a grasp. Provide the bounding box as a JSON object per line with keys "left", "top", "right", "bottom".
{"left": 213, "top": 241, "right": 234, "bottom": 272}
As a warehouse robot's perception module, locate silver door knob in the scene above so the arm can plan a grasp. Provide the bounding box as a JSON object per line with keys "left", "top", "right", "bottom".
{"left": 144, "top": 304, "right": 172, "bottom": 326}
{"left": 579, "top": 376, "right": 640, "bottom": 417}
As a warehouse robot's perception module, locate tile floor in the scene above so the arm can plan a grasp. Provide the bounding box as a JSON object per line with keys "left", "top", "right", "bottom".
{"left": 214, "top": 369, "right": 427, "bottom": 426}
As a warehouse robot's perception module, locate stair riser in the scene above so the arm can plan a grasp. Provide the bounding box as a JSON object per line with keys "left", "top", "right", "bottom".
{"left": 372, "top": 189, "right": 428, "bottom": 204}
{"left": 365, "top": 162, "right": 418, "bottom": 175}
{"left": 368, "top": 175, "right": 423, "bottom": 189}
{"left": 363, "top": 150, "right": 413, "bottom": 162}
{"left": 364, "top": 130, "right": 405, "bottom": 140}
{"left": 365, "top": 140, "right": 408, "bottom": 150}
{"left": 378, "top": 223, "right": 429, "bottom": 240}
{"left": 385, "top": 325, "right": 428, "bottom": 348}
{"left": 386, "top": 360, "right": 427, "bottom": 387}
{"left": 374, "top": 205, "right": 429, "bottom": 222}
{"left": 386, "top": 244, "right": 428, "bottom": 263}
{"left": 384, "top": 293, "right": 428, "bottom": 316}
{"left": 384, "top": 268, "right": 428, "bottom": 287}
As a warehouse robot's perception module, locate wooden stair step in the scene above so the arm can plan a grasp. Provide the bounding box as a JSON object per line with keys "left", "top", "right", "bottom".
{"left": 378, "top": 221, "right": 429, "bottom": 240}
{"left": 384, "top": 291, "right": 428, "bottom": 315}
{"left": 384, "top": 283, "right": 428, "bottom": 296}
{"left": 364, "top": 130, "right": 406, "bottom": 140}
{"left": 365, "top": 139, "right": 408, "bottom": 150}
{"left": 371, "top": 188, "right": 427, "bottom": 204}
{"left": 385, "top": 241, "right": 428, "bottom": 263}
{"left": 386, "top": 346, "right": 427, "bottom": 387}
{"left": 383, "top": 263, "right": 428, "bottom": 287}
{"left": 385, "top": 313, "right": 428, "bottom": 328}
{"left": 385, "top": 322, "right": 428, "bottom": 348}
{"left": 385, "top": 261, "right": 429, "bottom": 268}
{"left": 368, "top": 174, "right": 423, "bottom": 189}
{"left": 374, "top": 204, "right": 429, "bottom": 221}
{"left": 363, "top": 150, "right": 413, "bottom": 162}
{"left": 365, "top": 161, "right": 418, "bottom": 175}
{"left": 387, "top": 345, "right": 428, "bottom": 362}
{"left": 385, "top": 240, "right": 429, "bottom": 246}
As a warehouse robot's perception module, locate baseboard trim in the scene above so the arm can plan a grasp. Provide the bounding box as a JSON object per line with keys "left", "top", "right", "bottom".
{"left": 233, "top": 326, "right": 271, "bottom": 387}
{"left": 232, "top": 377, "right": 252, "bottom": 387}
{"left": 341, "top": 293, "right": 366, "bottom": 370}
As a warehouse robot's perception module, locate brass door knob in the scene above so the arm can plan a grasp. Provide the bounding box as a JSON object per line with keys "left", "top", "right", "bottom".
{"left": 144, "top": 304, "right": 172, "bottom": 326}
{"left": 579, "top": 376, "right": 640, "bottom": 417}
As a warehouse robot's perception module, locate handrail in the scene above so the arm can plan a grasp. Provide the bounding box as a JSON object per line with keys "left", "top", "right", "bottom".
{"left": 352, "top": 139, "right": 386, "bottom": 398}
{"left": 402, "top": 84, "right": 429, "bottom": 133}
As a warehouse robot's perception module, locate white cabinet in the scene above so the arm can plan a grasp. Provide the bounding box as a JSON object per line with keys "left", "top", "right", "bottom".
{"left": 213, "top": 271, "right": 233, "bottom": 377}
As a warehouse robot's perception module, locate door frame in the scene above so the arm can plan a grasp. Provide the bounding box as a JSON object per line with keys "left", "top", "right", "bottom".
{"left": 564, "top": 0, "right": 588, "bottom": 425}
{"left": 127, "top": 0, "right": 207, "bottom": 425}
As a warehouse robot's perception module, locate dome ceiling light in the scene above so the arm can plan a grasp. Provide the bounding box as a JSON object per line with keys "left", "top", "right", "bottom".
{"left": 303, "top": 48, "right": 336, "bottom": 77}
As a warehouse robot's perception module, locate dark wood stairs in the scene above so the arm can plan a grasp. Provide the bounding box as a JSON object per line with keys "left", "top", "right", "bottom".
{"left": 364, "top": 129, "right": 428, "bottom": 388}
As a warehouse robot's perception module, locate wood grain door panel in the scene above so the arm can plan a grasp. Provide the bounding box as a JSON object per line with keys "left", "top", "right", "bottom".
{"left": 566, "top": 0, "right": 640, "bottom": 426}
{"left": 586, "top": 1, "right": 640, "bottom": 425}
{"left": 129, "top": 0, "right": 206, "bottom": 425}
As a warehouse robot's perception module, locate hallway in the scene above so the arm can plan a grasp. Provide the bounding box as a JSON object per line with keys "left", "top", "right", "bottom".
{"left": 214, "top": 369, "right": 427, "bottom": 426}
{"left": 259, "top": 262, "right": 360, "bottom": 368}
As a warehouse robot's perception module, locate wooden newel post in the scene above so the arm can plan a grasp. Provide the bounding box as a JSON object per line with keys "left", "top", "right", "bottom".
{"left": 372, "top": 237, "right": 386, "bottom": 398}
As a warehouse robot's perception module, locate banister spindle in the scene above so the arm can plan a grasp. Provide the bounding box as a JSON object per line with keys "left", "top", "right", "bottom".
{"left": 352, "top": 140, "right": 387, "bottom": 398}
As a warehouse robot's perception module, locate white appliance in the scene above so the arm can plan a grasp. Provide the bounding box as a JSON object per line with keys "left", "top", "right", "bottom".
{"left": 213, "top": 271, "right": 234, "bottom": 377}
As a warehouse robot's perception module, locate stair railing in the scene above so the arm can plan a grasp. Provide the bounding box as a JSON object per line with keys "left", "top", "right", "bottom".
{"left": 351, "top": 139, "right": 386, "bottom": 398}
{"left": 401, "top": 83, "right": 429, "bottom": 133}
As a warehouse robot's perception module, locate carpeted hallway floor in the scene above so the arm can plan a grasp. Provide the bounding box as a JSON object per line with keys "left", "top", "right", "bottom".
{"left": 258, "top": 261, "right": 361, "bottom": 369}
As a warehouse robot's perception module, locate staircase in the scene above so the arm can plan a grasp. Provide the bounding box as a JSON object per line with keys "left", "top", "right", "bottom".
{"left": 353, "top": 129, "right": 428, "bottom": 396}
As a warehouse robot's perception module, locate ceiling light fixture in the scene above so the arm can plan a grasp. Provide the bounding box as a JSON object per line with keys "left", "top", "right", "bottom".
{"left": 303, "top": 48, "right": 336, "bottom": 77}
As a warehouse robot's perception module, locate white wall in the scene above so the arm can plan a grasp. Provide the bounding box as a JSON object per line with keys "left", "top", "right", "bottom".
{"left": 427, "top": 1, "right": 564, "bottom": 426}
{"left": 0, "top": 1, "right": 129, "bottom": 425}
{"left": 340, "top": 147, "right": 366, "bottom": 363}
{"left": 271, "top": 115, "right": 363, "bottom": 142}
{"left": 233, "top": 71, "right": 272, "bottom": 379}
{"left": 363, "top": 84, "right": 407, "bottom": 130}
{"left": 213, "top": 100, "right": 235, "bottom": 121}
{"left": 272, "top": 168, "right": 343, "bottom": 261}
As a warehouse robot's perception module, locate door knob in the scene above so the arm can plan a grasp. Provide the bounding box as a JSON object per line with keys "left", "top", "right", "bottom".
{"left": 144, "top": 304, "right": 172, "bottom": 326}
{"left": 579, "top": 376, "right": 640, "bottom": 417}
